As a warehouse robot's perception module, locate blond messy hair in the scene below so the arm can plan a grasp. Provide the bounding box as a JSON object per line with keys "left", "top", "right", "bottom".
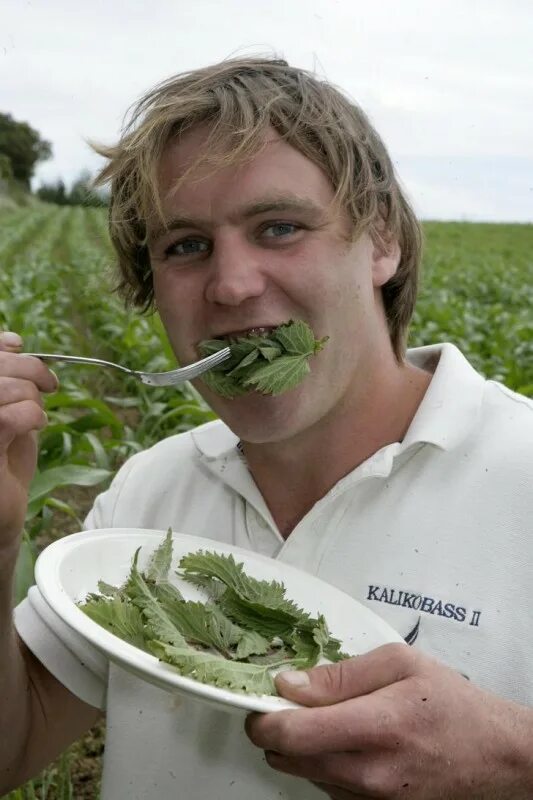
{"left": 93, "top": 56, "right": 422, "bottom": 359}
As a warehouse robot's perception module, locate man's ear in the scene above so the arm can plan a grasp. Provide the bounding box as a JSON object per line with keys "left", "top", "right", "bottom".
{"left": 371, "top": 236, "right": 401, "bottom": 288}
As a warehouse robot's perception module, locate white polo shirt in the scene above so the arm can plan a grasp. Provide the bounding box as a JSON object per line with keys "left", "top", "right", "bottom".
{"left": 14, "top": 343, "right": 533, "bottom": 800}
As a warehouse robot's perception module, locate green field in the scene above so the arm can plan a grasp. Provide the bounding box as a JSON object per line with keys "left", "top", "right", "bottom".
{"left": 0, "top": 205, "right": 532, "bottom": 798}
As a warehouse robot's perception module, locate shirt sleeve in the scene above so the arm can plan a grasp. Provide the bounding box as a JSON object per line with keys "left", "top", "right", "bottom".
{"left": 13, "top": 455, "right": 140, "bottom": 710}
{"left": 84, "top": 452, "right": 138, "bottom": 530}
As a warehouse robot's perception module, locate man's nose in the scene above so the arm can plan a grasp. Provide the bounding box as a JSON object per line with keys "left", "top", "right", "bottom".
{"left": 204, "top": 233, "right": 267, "bottom": 306}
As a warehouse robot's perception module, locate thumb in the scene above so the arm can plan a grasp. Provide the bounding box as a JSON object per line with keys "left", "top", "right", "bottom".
{"left": 275, "top": 642, "right": 415, "bottom": 706}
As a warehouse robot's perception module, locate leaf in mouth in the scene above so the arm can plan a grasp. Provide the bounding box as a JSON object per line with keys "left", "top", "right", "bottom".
{"left": 198, "top": 320, "right": 328, "bottom": 398}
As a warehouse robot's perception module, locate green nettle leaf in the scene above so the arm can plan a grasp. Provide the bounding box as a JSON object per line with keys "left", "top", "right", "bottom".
{"left": 272, "top": 320, "right": 315, "bottom": 355}
{"left": 324, "top": 639, "right": 350, "bottom": 662}
{"left": 151, "top": 581, "right": 186, "bottom": 607}
{"left": 313, "top": 336, "right": 330, "bottom": 354}
{"left": 124, "top": 550, "right": 189, "bottom": 648}
{"left": 312, "top": 614, "right": 330, "bottom": 650}
{"left": 288, "top": 617, "right": 331, "bottom": 668}
{"left": 200, "top": 369, "right": 248, "bottom": 399}
{"left": 209, "top": 603, "right": 249, "bottom": 643}
{"left": 197, "top": 338, "right": 228, "bottom": 355}
{"left": 296, "top": 615, "right": 347, "bottom": 662}
{"left": 180, "top": 572, "right": 226, "bottom": 601}
{"left": 234, "top": 629, "right": 271, "bottom": 660}
{"left": 151, "top": 642, "right": 277, "bottom": 695}
{"left": 227, "top": 349, "right": 260, "bottom": 375}
{"left": 178, "top": 551, "right": 305, "bottom": 616}
{"left": 179, "top": 551, "right": 253, "bottom": 596}
{"left": 80, "top": 534, "right": 350, "bottom": 697}
{"left": 145, "top": 528, "right": 173, "bottom": 583}
{"left": 240, "top": 334, "right": 276, "bottom": 350}
{"left": 258, "top": 345, "right": 282, "bottom": 362}
{"left": 97, "top": 580, "right": 120, "bottom": 597}
{"left": 225, "top": 338, "right": 260, "bottom": 361}
{"left": 244, "top": 355, "right": 310, "bottom": 395}
{"left": 198, "top": 320, "right": 327, "bottom": 398}
{"left": 80, "top": 596, "right": 146, "bottom": 649}
{"left": 247, "top": 647, "right": 291, "bottom": 665}
{"left": 289, "top": 630, "right": 321, "bottom": 668}
{"left": 162, "top": 600, "right": 240, "bottom": 653}
{"left": 218, "top": 590, "right": 297, "bottom": 639}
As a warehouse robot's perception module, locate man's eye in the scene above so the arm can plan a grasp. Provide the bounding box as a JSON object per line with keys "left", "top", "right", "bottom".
{"left": 261, "top": 223, "right": 299, "bottom": 238}
{"left": 165, "top": 239, "right": 210, "bottom": 257}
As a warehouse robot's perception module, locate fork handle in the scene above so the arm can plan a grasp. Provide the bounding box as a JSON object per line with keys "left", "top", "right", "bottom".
{"left": 25, "top": 353, "right": 135, "bottom": 375}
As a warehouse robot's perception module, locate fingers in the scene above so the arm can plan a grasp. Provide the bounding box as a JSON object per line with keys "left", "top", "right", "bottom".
{"left": 0, "top": 331, "right": 23, "bottom": 353}
{"left": 0, "top": 377, "right": 44, "bottom": 408}
{"left": 275, "top": 643, "right": 416, "bottom": 706}
{"left": 0, "top": 352, "right": 58, "bottom": 394}
{"left": 0, "top": 400, "right": 48, "bottom": 449}
{"left": 0, "top": 331, "right": 59, "bottom": 393}
{"left": 248, "top": 646, "right": 425, "bottom": 757}
{"left": 0, "top": 333, "right": 58, "bottom": 451}
{"left": 246, "top": 692, "right": 402, "bottom": 755}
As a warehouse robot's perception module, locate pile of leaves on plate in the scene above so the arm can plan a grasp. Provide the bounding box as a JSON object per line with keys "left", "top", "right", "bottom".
{"left": 198, "top": 319, "right": 328, "bottom": 398}
{"left": 79, "top": 530, "right": 348, "bottom": 695}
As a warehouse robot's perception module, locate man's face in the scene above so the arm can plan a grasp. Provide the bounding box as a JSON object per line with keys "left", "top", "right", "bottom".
{"left": 148, "top": 126, "right": 398, "bottom": 444}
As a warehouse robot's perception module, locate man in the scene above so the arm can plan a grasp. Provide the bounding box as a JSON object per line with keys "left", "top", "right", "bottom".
{"left": 1, "top": 57, "right": 533, "bottom": 799}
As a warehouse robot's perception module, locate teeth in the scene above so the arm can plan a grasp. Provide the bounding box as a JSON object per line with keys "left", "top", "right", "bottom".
{"left": 247, "top": 327, "right": 272, "bottom": 335}
{"left": 225, "top": 326, "right": 274, "bottom": 340}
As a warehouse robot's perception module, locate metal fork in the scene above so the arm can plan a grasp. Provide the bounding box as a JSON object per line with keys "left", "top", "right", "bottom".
{"left": 25, "top": 348, "right": 231, "bottom": 386}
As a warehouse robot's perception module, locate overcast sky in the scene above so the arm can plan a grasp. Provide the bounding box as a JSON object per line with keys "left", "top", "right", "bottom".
{"left": 2, "top": 0, "right": 532, "bottom": 221}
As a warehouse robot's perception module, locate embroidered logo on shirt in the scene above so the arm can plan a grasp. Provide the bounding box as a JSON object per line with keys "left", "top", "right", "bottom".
{"left": 366, "top": 584, "right": 482, "bottom": 627}
{"left": 404, "top": 617, "right": 420, "bottom": 645}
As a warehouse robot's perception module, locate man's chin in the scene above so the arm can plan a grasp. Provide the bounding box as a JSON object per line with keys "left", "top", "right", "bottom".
{"left": 201, "top": 385, "right": 308, "bottom": 443}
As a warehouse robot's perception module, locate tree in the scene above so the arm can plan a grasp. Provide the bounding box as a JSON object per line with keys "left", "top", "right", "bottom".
{"left": 0, "top": 153, "right": 13, "bottom": 181}
{"left": 0, "top": 112, "right": 52, "bottom": 188}
{"left": 68, "top": 169, "right": 107, "bottom": 207}
{"left": 37, "top": 171, "right": 108, "bottom": 207}
{"left": 36, "top": 179, "right": 68, "bottom": 205}
{"left": 0, "top": 153, "right": 13, "bottom": 195}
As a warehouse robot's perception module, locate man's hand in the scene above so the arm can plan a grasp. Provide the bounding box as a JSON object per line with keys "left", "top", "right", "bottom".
{"left": 245, "top": 643, "right": 533, "bottom": 799}
{"left": 0, "top": 331, "right": 57, "bottom": 551}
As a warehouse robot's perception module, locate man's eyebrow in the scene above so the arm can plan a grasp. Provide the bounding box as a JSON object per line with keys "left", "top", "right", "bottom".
{"left": 148, "top": 197, "right": 326, "bottom": 244}
{"left": 149, "top": 214, "right": 205, "bottom": 243}
{"left": 237, "top": 197, "right": 325, "bottom": 220}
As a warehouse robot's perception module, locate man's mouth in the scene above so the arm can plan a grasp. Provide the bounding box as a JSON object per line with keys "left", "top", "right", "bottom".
{"left": 214, "top": 326, "right": 279, "bottom": 342}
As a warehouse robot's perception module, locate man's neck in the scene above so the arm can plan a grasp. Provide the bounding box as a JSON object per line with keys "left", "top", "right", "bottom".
{"left": 241, "top": 360, "right": 432, "bottom": 538}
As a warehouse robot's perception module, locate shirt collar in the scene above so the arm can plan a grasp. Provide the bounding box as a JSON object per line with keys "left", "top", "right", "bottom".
{"left": 191, "top": 342, "right": 486, "bottom": 462}
{"left": 191, "top": 419, "right": 240, "bottom": 459}
{"left": 403, "top": 342, "right": 485, "bottom": 451}
{"left": 191, "top": 420, "right": 276, "bottom": 527}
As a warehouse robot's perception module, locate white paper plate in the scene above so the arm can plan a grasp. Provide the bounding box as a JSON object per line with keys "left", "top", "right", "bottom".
{"left": 35, "top": 528, "right": 403, "bottom": 714}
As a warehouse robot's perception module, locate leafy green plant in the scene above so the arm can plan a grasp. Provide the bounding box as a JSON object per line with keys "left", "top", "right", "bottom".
{"left": 410, "top": 223, "right": 533, "bottom": 395}
{"left": 79, "top": 530, "right": 346, "bottom": 695}
{"left": 0, "top": 206, "right": 215, "bottom": 610}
